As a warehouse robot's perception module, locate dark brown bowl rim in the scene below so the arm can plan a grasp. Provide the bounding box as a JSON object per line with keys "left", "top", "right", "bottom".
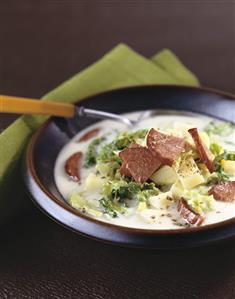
{"left": 26, "top": 84, "right": 235, "bottom": 236}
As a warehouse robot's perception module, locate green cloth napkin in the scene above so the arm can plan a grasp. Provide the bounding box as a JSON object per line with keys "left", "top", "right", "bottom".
{"left": 0, "top": 43, "right": 199, "bottom": 223}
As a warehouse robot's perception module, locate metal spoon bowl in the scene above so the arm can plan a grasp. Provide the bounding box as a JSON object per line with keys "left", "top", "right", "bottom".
{"left": 77, "top": 106, "right": 136, "bottom": 127}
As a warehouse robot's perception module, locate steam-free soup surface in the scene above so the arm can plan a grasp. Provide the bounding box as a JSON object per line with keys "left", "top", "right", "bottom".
{"left": 54, "top": 111, "right": 235, "bottom": 229}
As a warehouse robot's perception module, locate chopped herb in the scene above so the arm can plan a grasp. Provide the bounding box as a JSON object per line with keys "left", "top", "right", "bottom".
{"left": 102, "top": 180, "right": 140, "bottom": 200}
{"left": 214, "top": 151, "right": 235, "bottom": 165}
{"left": 205, "top": 150, "right": 235, "bottom": 185}
{"left": 215, "top": 165, "right": 230, "bottom": 181}
{"left": 113, "top": 129, "right": 148, "bottom": 150}
{"left": 210, "top": 151, "right": 235, "bottom": 182}
{"left": 96, "top": 161, "right": 120, "bottom": 178}
{"left": 97, "top": 142, "right": 122, "bottom": 164}
{"left": 225, "top": 152, "right": 235, "bottom": 161}
{"left": 204, "top": 121, "right": 234, "bottom": 137}
{"left": 210, "top": 143, "right": 224, "bottom": 156}
{"left": 99, "top": 179, "right": 159, "bottom": 217}
{"left": 102, "top": 179, "right": 159, "bottom": 202}
{"left": 96, "top": 129, "right": 148, "bottom": 171}
{"left": 136, "top": 182, "right": 160, "bottom": 202}
{"left": 84, "top": 137, "right": 105, "bottom": 168}
{"left": 99, "top": 197, "right": 118, "bottom": 218}
{"left": 206, "top": 173, "right": 227, "bottom": 185}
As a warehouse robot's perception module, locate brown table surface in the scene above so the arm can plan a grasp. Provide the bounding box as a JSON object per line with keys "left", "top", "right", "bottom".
{"left": 1, "top": 1, "right": 235, "bottom": 298}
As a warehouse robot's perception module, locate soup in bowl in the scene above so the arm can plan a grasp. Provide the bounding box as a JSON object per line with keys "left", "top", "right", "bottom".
{"left": 55, "top": 112, "right": 235, "bottom": 230}
{"left": 24, "top": 85, "right": 235, "bottom": 248}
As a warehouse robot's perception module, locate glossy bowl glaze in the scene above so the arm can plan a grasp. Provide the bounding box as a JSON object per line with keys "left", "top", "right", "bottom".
{"left": 24, "top": 85, "right": 235, "bottom": 249}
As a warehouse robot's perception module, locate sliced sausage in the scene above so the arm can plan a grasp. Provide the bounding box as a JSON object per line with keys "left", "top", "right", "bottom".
{"left": 178, "top": 198, "right": 204, "bottom": 226}
{"left": 147, "top": 128, "right": 186, "bottom": 166}
{"left": 78, "top": 128, "right": 100, "bottom": 142}
{"left": 119, "top": 143, "right": 161, "bottom": 183}
{"left": 188, "top": 128, "right": 214, "bottom": 173}
{"left": 209, "top": 181, "right": 235, "bottom": 202}
{"left": 65, "top": 152, "right": 83, "bottom": 182}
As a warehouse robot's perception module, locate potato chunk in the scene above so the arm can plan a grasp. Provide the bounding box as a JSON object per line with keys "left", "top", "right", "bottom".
{"left": 176, "top": 156, "right": 205, "bottom": 189}
{"left": 221, "top": 160, "right": 235, "bottom": 175}
{"left": 84, "top": 173, "right": 103, "bottom": 191}
{"left": 150, "top": 165, "right": 177, "bottom": 186}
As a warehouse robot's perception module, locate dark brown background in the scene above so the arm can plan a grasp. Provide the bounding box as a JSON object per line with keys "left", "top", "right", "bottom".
{"left": 0, "top": 1, "right": 235, "bottom": 298}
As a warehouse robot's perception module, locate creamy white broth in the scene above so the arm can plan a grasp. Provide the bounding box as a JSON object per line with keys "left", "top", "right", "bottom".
{"left": 54, "top": 111, "right": 235, "bottom": 229}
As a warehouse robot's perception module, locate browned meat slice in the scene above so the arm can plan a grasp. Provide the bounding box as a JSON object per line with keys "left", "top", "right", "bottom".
{"left": 188, "top": 128, "right": 214, "bottom": 173}
{"left": 119, "top": 162, "right": 132, "bottom": 177}
{"left": 209, "top": 181, "right": 235, "bottom": 202}
{"left": 147, "top": 128, "right": 186, "bottom": 166}
{"left": 78, "top": 128, "right": 100, "bottom": 142}
{"left": 119, "top": 143, "right": 161, "bottom": 183}
{"left": 119, "top": 144, "right": 141, "bottom": 177}
{"left": 178, "top": 198, "right": 204, "bottom": 226}
{"left": 65, "top": 152, "right": 83, "bottom": 182}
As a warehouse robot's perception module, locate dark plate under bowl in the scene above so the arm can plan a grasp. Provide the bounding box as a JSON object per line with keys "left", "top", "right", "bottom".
{"left": 24, "top": 85, "right": 235, "bottom": 249}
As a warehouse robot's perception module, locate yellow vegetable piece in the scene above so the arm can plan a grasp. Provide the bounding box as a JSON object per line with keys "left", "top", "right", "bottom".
{"left": 221, "top": 160, "right": 235, "bottom": 175}
{"left": 148, "top": 192, "right": 173, "bottom": 209}
{"left": 84, "top": 173, "right": 103, "bottom": 191}
{"left": 198, "top": 163, "right": 211, "bottom": 179}
{"left": 150, "top": 165, "right": 178, "bottom": 186}
{"left": 170, "top": 181, "right": 184, "bottom": 199}
{"left": 137, "top": 202, "right": 147, "bottom": 212}
{"left": 177, "top": 156, "right": 205, "bottom": 189}
{"left": 199, "top": 131, "right": 210, "bottom": 148}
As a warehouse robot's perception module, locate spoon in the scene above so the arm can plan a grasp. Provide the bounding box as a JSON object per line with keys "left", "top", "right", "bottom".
{"left": 0, "top": 95, "right": 135, "bottom": 127}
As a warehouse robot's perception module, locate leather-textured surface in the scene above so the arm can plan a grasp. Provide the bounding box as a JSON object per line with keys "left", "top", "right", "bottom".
{"left": 1, "top": 205, "right": 235, "bottom": 299}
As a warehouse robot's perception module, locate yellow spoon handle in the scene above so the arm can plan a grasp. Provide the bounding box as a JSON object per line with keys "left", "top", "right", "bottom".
{"left": 0, "top": 95, "right": 75, "bottom": 118}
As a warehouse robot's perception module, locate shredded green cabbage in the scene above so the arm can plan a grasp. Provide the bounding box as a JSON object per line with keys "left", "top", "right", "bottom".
{"left": 69, "top": 193, "right": 102, "bottom": 217}
{"left": 84, "top": 137, "right": 105, "bottom": 168}
{"left": 210, "top": 142, "right": 224, "bottom": 156}
{"left": 204, "top": 121, "right": 234, "bottom": 137}
{"left": 97, "top": 129, "right": 148, "bottom": 165}
{"left": 183, "top": 190, "right": 215, "bottom": 214}
{"left": 99, "top": 197, "right": 124, "bottom": 218}
{"left": 211, "top": 150, "right": 235, "bottom": 182}
{"left": 99, "top": 179, "right": 159, "bottom": 217}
